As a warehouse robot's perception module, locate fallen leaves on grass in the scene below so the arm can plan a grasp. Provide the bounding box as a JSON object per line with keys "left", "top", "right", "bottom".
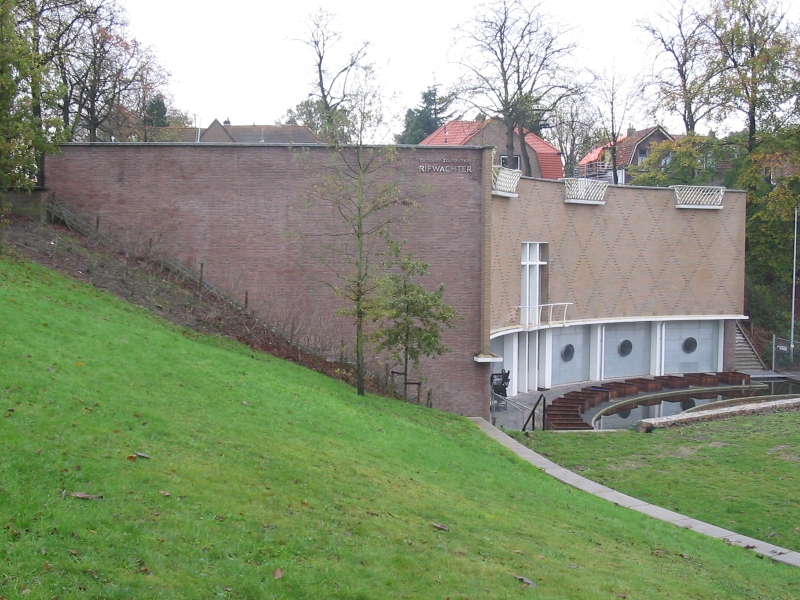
{"left": 430, "top": 523, "right": 449, "bottom": 531}
{"left": 272, "top": 568, "right": 284, "bottom": 579}
{"left": 159, "top": 490, "right": 170, "bottom": 497}
{"left": 515, "top": 575, "right": 537, "bottom": 587}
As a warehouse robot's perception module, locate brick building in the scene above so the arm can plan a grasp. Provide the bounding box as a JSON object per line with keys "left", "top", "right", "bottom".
{"left": 44, "top": 142, "right": 745, "bottom": 418}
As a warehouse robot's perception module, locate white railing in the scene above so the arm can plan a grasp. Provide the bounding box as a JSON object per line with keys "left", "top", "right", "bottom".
{"left": 562, "top": 178, "right": 609, "bottom": 203}
{"left": 492, "top": 166, "right": 522, "bottom": 194}
{"left": 518, "top": 302, "right": 573, "bottom": 328}
{"left": 574, "top": 161, "right": 613, "bottom": 180}
{"left": 671, "top": 185, "right": 725, "bottom": 208}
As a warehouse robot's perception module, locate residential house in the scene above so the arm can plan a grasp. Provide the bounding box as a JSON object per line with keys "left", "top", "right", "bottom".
{"left": 419, "top": 119, "right": 564, "bottom": 179}
{"left": 145, "top": 118, "right": 320, "bottom": 144}
{"left": 576, "top": 125, "right": 674, "bottom": 183}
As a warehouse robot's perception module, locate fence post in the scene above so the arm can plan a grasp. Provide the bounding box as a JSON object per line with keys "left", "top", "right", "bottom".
{"left": 198, "top": 263, "right": 204, "bottom": 292}
{"left": 773, "top": 334, "right": 776, "bottom": 372}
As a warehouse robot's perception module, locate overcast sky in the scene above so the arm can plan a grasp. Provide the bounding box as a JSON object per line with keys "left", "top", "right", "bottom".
{"left": 120, "top": 0, "right": 798, "bottom": 137}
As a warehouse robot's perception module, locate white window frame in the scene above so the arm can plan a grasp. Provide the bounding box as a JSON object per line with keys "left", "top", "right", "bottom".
{"left": 501, "top": 155, "right": 522, "bottom": 170}
{"left": 521, "top": 242, "right": 547, "bottom": 327}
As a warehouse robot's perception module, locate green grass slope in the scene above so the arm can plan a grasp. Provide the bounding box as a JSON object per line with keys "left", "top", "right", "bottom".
{"left": 1, "top": 254, "right": 798, "bottom": 599}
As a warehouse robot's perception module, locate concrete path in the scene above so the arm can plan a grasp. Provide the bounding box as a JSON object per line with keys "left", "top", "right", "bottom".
{"left": 467, "top": 417, "right": 800, "bottom": 568}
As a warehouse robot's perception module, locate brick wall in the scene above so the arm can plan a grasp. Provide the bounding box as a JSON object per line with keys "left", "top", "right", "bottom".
{"left": 45, "top": 144, "right": 496, "bottom": 417}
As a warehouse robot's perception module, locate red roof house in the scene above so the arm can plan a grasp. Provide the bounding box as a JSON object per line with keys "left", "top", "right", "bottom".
{"left": 576, "top": 125, "right": 674, "bottom": 183}
{"left": 420, "top": 119, "right": 564, "bottom": 180}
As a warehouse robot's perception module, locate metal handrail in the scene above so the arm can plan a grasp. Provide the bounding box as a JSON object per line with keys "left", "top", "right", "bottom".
{"left": 517, "top": 302, "right": 573, "bottom": 328}
{"left": 521, "top": 393, "right": 547, "bottom": 431}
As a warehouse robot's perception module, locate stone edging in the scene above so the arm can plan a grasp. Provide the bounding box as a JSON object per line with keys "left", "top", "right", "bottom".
{"left": 466, "top": 417, "right": 800, "bottom": 568}
{"left": 636, "top": 397, "right": 800, "bottom": 432}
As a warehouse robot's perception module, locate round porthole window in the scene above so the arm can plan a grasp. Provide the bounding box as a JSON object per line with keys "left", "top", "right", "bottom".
{"left": 618, "top": 408, "right": 631, "bottom": 419}
{"left": 618, "top": 339, "right": 633, "bottom": 357}
{"left": 682, "top": 337, "right": 698, "bottom": 354}
{"left": 681, "top": 398, "right": 696, "bottom": 411}
{"left": 561, "top": 343, "right": 575, "bottom": 362}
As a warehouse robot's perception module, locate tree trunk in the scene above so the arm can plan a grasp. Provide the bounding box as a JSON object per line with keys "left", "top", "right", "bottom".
{"left": 611, "top": 144, "right": 619, "bottom": 184}
{"left": 505, "top": 119, "right": 515, "bottom": 168}
{"left": 355, "top": 160, "right": 366, "bottom": 395}
{"left": 518, "top": 124, "right": 532, "bottom": 176}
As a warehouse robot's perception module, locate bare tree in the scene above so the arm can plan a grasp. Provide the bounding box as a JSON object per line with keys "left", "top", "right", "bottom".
{"left": 455, "top": 0, "right": 577, "bottom": 176}
{"left": 638, "top": 0, "right": 722, "bottom": 133}
{"left": 293, "top": 8, "right": 370, "bottom": 143}
{"left": 545, "top": 94, "right": 603, "bottom": 177}
{"left": 593, "top": 66, "right": 641, "bottom": 184}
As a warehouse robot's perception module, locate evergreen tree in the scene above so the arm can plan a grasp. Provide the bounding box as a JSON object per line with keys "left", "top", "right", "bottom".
{"left": 395, "top": 85, "right": 454, "bottom": 145}
{"left": 144, "top": 94, "right": 168, "bottom": 128}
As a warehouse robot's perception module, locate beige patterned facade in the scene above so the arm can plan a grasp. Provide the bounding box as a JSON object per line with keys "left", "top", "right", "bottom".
{"left": 485, "top": 176, "right": 746, "bottom": 395}
{"left": 489, "top": 179, "right": 745, "bottom": 332}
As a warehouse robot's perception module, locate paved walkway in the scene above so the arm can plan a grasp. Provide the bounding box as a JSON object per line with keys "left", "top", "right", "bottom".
{"left": 467, "top": 417, "right": 800, "bottom": 568}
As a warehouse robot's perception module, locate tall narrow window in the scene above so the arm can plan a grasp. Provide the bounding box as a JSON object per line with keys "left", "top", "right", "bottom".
{"left": 521, "top": 242, "right": 548, "bottom": 327}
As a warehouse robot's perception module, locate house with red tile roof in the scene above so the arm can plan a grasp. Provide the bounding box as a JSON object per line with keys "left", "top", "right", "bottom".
{"left": 419, "top": 119, "right": 564, "bottom": 180}
{"left": 576, "top": 125, "right": 674, "bottom": 183}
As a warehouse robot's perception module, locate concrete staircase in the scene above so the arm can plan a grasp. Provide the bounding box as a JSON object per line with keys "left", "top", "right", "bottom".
{"left": 735, "top": 322, "right": 766, "bottom": 371}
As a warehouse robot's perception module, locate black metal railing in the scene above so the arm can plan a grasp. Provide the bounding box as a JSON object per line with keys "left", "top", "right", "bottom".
{"left": 521, "top": 393, "right": 547, "bottom": 431}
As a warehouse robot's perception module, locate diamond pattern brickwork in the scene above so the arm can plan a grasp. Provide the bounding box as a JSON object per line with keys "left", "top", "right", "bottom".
{"left": 490, "top": 180, "right": 745, "bottom": 331}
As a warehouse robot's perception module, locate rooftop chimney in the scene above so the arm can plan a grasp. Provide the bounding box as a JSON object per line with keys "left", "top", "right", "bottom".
{"left": 223, "top": 118, "right": 231, "bottom": 126}
{"left": 627, "top": 124, "right": 635, "bottom": 136}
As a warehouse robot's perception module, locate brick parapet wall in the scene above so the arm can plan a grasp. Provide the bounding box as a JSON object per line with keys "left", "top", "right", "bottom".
{"left": 45, "top": 144, "right": 493, "bottom": 417}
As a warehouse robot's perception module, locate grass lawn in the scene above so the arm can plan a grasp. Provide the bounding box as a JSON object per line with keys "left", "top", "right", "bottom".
{"left": 2, "top": 253, "right": 799, "bottom": 599}
{"left": 515, "top": 413, "right": 800, "bottom": 554}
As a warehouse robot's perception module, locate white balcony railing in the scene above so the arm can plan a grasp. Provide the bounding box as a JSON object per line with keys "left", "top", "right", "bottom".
{"left": 671, "top": 185, "right": 725, "bottom": 209}
{"left": 562, "top": 178, "right": 609, "bottom": 204}
{"left": 492, "top": 166, "right": 522, "bottom": 195}
{"left": 518, "top": 302, "right": 573, "bottom": 328}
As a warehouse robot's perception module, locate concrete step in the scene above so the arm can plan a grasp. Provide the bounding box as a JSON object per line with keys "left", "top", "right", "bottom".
{"left": 735, "top": 323, "right": 766, "bottom": 371}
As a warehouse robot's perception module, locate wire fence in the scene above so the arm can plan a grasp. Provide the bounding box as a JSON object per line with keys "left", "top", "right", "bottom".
{"left": 490, "top": 393, "right": 545, "bottom": 431}
{"left": 772, "top": 335, "right": 800, "bottom": 371}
